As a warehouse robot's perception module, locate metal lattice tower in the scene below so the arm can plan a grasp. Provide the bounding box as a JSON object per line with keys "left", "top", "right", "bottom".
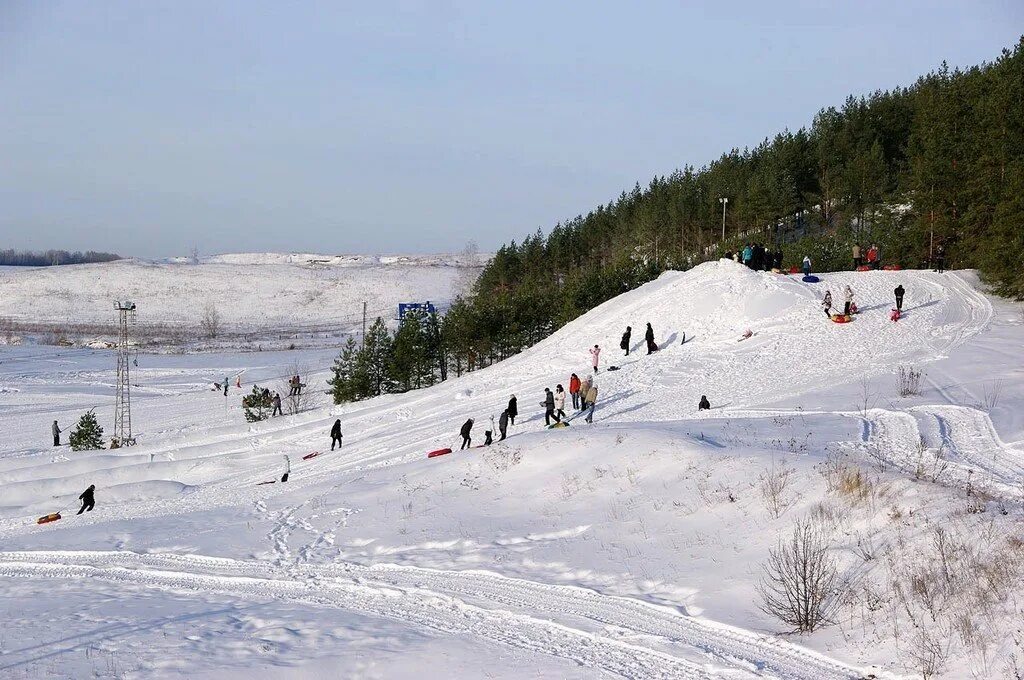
{"left": 114, "top": 301, "right": 137, "bottom": 447}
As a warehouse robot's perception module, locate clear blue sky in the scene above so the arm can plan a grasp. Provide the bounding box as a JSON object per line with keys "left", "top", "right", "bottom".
{"left": 1, "top": 1, "right": 1021, "bottom": 258}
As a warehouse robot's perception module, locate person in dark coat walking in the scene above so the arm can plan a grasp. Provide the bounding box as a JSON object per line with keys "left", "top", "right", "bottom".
{"left": 498, "top": 410, "right": 509, "bottom": 441}
{"left": 330, "top": 419, "right": 342, "bottom": 450}
{"left": 894, "top": 284, "right": 905, "bottom": 312}
{"left": 272, "top": 392, "right": 283, "bottom": 417}
{"left": 698, "top": 395, "right": 711, "bottom": 411}
{"left": 543, "top": 388, "right": 560, "bottom": 426}
{"left": 77, "top": 484, "right": 95, "bottom": 514}
{"left": 52, "top": 420, "right": 61, "bottom": 447}
{"left": 645, "top": 323, "right": 656, "bottom": 354}
{"left": 620, "top": 326, "right": 632, "bottom": 356}
{"left": 460, "top": 418, "right": 474, "bottom": 450}
{"left": 507, "top": 395, "right": 517, "bottom": 425}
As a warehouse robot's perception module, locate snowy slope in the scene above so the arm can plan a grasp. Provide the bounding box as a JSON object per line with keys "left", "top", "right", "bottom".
{"left": 0, "top": 260, "right": 1022, "bottom": 679}
{"left": 0, "top": 253, "right": 484, "bottom": 329}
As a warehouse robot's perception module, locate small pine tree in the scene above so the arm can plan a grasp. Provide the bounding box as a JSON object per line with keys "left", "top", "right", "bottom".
{"left": 69, "top": 409, "right": 105, "bottom": 451}
{"left": 242, "top": 385, "right": 273, "bottom": 422}
{"left": 328, "top": 336, "right": 370, "bottom": 404}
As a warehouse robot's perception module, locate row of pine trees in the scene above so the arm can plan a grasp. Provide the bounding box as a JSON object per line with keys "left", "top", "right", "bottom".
{"left": 329, "top": 39, "right": 1024, "bottom": 403}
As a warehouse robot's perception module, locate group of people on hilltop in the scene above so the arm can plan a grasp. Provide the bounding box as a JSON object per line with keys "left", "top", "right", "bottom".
{"left": 723, "top": 244, "right": 783, "bottom": 271}
{"left": 618, "top": 322, "right": 659, "bottom": 357}
{"left": 851, "top": 243, "right": 882, "bottom": 270}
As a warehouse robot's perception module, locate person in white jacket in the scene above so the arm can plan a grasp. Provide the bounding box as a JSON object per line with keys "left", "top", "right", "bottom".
{"left": 589, "top": 345, "right": 601, "bottom": 374}
{"left": 554, "top": 385, "right": 566, "bottom": 420}
{"left": 843, "top": 285, "right": 855, "bottom": 316}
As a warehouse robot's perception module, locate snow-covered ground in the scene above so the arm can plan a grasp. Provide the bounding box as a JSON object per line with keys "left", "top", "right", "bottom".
{"left": 1, "top": 260, "right": 1023, "bottom": 679}
{"left": 0, "top": 253, "right": 484, "bottom": 349}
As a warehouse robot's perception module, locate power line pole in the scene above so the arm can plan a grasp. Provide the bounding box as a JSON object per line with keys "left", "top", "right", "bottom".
{"left": 719, "top": 197, "right": 729, "bottom": 241}
{"left": 361, "top": 301, "right": 367, "bottom": 349}
{"left": 114, "top": 300, "right": 137, "bottom": 447}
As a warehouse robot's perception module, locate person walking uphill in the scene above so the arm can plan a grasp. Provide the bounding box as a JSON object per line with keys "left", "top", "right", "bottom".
{"left": 620, "top": 327, "right": 632, "bottom": 356}
{"left": 569, "top": 373, "right": 581, "bottom": 410}
{"left": 460, "top": 418, "right": 474, "bottom": 450}
{"left": 584, "top": 384, "right": 599, "bottom": 424}
{"left": 645, "top": 323, "right": 656, "bottom": 355}
{"left": 894, "top": 284, "right": 905, "bottom": 312}
{"left": 554, "top": 385, "right": 566, "bottom": 421}
{"left": 498, "top": 409, "right": 509, "bottom": 441}
{"left": 330, "top": 419, "right": 342, "bottom": 450}
{"left": 543, "top": 388, "right": 559, "bottom": 426}
{"left": 589, "top": 345, "right": 601, "bottom": 374}
{"left": 52, "top": 420, "right": 61, "bottom": 447}
{"left": 507, "top": 395, "right": 518, "bottom": 425}
{"left": 78, "top": 484, "right": 95, "bottom": 514}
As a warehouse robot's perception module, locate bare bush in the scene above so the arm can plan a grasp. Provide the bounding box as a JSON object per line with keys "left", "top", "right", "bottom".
{"left": 856, "top": 376, "right": 877, "bottom": 416}
{"left": 981, "top": 379, "right": 1004, "bottom": 411}
{"left": 896, "top": 365, "right": 924, "bottom": 398}
{"left": 757, "top": 518, "right": 844, "bottom": 632}
{"left": 907, "top": 626, "right": 949, "bottom": 679}
{"left": 284, "top": 361, "right": 316, "bottom": 415}
{"left": 200, "top": 301, "right": 220, "bottom": 339}
{"left": 759, "top": 459, "right": 796, "bottom": 519}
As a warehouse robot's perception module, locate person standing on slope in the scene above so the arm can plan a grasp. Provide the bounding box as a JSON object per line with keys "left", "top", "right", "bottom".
{"left": 742, "top": 244, "right": 753, "bottom": 267}
{"left": 223, "top": 377, "right": 230, "bottom": 397}
{"left": 620, "top": 326, "right": 632, "bottom": 356}
{"left": 77, "top": 484, "right": 95, "bottom": 514}
{"left": 584, "top": 384, "right": 599, "bottom": 424}
{"left": 569, "top": 373, "right": 581, "bottom": 410}
{"left": 498, "top": 409, "right": 509, "bottom": 441}
{"left": 894, "top": 284, "right": 905, "bottom": 312}
{"left": 645, "top": 323, "right": 656, "bottom": 355}
{"left": 866, "top": 244, "right": 880, "bottom": 270}
{"left": 589, "top": 344, "right": 601, "bottom": 374}
{"left": 822, "top": 290, "right": 833, "bottom": 318}
{"left": 579, "top": 375, "right": 593, "bottom": 411}
{"left": 272, "top": 392, "right": 283, "bottom": 417}
{"left": 554, "top": 384, "right": 566, "bottom": 421}
{"left": 507, "top": 395, "right": 518, "bottom": 425}
{"left": 934, "top": 245, "right": 946, "bottom": 273}
{"left": 460, "top": 418, "right": 474, "bottom": 450}
{"left": 843, "top": 285, "right": 855, "bottom": 316}
{"left": 852, "top": 243, "right": 862, "bottom": 269}
{"left": 543, "top": 388, "right": 559, "bottom": 426}
{"left": 698, "top": 395, "right": 711, "bottom": 411}
{"left": 802, "top": 256, "right": 812, "bottom": 277}
{"left": 52, "top": 420, "right": 61, "bottom": 447}
{"left": 330, "top": 419, "right": 342, "bottom": 450}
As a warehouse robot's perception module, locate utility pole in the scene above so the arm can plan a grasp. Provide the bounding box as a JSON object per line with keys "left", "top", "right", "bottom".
{"left": 361, "top": 301, "right": 367, "bottom": 349}
{"left": 719, "top": 197, "right": 729, "bottom": 241}
{"left": 114, "top": 300, "right": 137, "bottom": 447}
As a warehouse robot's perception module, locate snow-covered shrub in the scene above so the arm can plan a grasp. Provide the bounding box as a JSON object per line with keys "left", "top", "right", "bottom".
{"left": 757, "top": 518, "right": 843, "bottom": 632}
{"left": 896, "top": 365, "right": 923, "bottom": 397}
{"left": 759, "top": 459, "right": 795, "bottom": 519}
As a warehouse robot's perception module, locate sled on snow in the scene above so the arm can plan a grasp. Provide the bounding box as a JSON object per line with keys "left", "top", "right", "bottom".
{"left": 802, "top": 275, "right": 820, "bottom": 283}
{"left": 37, "top": 512, "right": 62, "bottom": 524}
{"left": 856, "top": 265, "right": 871, "bottom": 272}
{"left": 788, "top": 266, "right": 800, "bottom": 274}
{"left": 890, "top": 308, "right": 901, "bottom": 322}
{"left": 738, "top": 329, "right": 756, "bottom": 341}
{"left": 883, "top": 265, "right": 902, "bottom": 271}
{"left": 830, "top": 314, "right": 853, "bottom": 324}
{"left": 302, "top": 451, "right": 321, "bottom": 461}
{"left": 427, "top": 447, "right": 453, "bottom": 459}
{"left": 548, "top": 421, "right": 570, "bottom": 429}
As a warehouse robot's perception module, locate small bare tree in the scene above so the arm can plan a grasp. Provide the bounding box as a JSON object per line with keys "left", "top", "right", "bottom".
{"left": 896, "top": 365, "right": 923, "bottom": 398}
{"left": 856, "top": 376, "right": 877, "bottom": 417}
{"left": 981, "top": 379, "right": 1004, "bottom": 411}
{"left": 759, "top": 458, "right": 795, "bottom": 519}
{"left": 757, "top": 518, "right": 843, "bottom": 632}
{"left": 283, "top": 361, "right": 317, "bottom": 415}
{"left": 200, "top": 301, "right": 220, "bottom": 339}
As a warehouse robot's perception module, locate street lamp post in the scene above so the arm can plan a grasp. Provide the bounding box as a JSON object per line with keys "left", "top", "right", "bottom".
{"left": 719, "top": 197, "right": 728, "bottom": 241}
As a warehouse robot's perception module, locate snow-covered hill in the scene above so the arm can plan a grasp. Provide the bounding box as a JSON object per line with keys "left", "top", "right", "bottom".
{"left": 1, "top": 260, "right": 1022, "bottom": 678}
{"left": 0, "top": 252, "right": 484, "bottom": 336}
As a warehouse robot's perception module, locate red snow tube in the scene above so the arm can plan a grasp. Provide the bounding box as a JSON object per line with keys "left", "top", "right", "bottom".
{"left": 789, "top": 266, "right": 800, "bottom": 274}
{"left": 883, "top": 264, "right": 902, "bottom": 271}
{"left": 427, "top": 447, "right": 453, "bottom": 459}
{"left": 831, "top": 315, "right": 853, "bottom": 324}
{"left": 302, "top": 451, "right": 321, "bottom": 460}
{"left": 856, "top": 265, "right": 871, "bottom": 272}
{"left": 37, "top": 513, "right": 61, "bottom": 524}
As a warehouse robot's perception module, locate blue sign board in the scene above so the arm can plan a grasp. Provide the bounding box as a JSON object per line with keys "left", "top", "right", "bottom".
{"left": 398, "top": 301, "right": 436, "bottom": 319}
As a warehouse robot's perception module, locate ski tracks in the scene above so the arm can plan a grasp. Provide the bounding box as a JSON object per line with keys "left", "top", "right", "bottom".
{"left": 0, "top": 550, "right": 872, "bottom": 680}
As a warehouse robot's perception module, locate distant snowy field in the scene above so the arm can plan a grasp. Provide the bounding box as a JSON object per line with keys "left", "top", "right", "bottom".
{"left": 0, "top": 253, "right": 484, "bottom": 347}
{"left": 1, "top": 261, "right": 1023, "bottom": 679}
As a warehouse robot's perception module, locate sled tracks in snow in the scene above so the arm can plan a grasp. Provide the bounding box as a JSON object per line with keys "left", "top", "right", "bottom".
{"left": 0, "top": 550, "right": 874, "bottom": 680}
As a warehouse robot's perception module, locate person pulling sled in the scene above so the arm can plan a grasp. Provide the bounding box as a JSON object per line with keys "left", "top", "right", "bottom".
{"left": 822, "top": 290, "right": 833, "bottom": 318}
{"left": 78, "top": 484, "right": 96, "bottom": 514}
{"left": 460, "top": 418, "right": 474, "bottom": 450}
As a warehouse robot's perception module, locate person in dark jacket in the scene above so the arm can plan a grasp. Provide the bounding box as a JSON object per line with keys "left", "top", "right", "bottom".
{"left": 498, "top": 410, "right": 509, "bottom": 441}
{"left": 77, "top": 484, "right": 95, "bottom": 514}
{"left": 460, "top": 418, "right": 474, "bottom": 450}
{"left": 620, "top": 326, "right": 632, "bottom": 356}
{"left": 272, "top": 392, "right": 283, "bottom": 417}
{"left": 543, "top": 388, "right": 559, "bottom": 426}
{"left": 822, "top": 290, "right": 833, "bottom": 318}
{"left": 52, "top": 420, "right": 61, "bottom": 447}
{"left": 934, "top": 245, "right": 946, "bottom": 273}
{"left": 698, "top": 395, "right": 711, "bottom": 411}
{"left": 645, "top": 323, "right": 656, "bottom": 355}
{"left": 507, "top": 395, "right": 517, "bottom": 425}
{"left": 330, "top": 419, "right": 342, "bottom": 450}
{"left": 894, "top": 284, "right": 905, "bottom": 312}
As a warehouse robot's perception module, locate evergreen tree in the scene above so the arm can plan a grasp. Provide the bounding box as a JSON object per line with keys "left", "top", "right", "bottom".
{"left": 69, "top": 409, "right": 105, "bottom": 451}
{"left": 328, "top": 336, "right": 369, "bottom": 404}
{"left": 362, "top": 317, "right": 393, "bottom": 396}
{"left": 242, "top": 385, "right": 273, "bottom": 422}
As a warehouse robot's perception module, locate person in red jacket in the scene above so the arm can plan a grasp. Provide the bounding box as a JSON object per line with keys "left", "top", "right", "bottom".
{"left": 569, "top": 373, "right": 581, "bottom": 409}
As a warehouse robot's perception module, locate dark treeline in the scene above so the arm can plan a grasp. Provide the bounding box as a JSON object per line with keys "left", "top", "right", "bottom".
{"left": 0, "top": 249, "right": 122, "bottom": 266}
{"left": 329, "top": 40, "right": 1024, "bottom": 402}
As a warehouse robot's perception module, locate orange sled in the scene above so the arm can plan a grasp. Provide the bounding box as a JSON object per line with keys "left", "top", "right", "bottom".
{"left": 37, "top": 513, "right": 62, "bottom": 524}
{"left": 831, "top": 314, "right": 853, "bottom": 323}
